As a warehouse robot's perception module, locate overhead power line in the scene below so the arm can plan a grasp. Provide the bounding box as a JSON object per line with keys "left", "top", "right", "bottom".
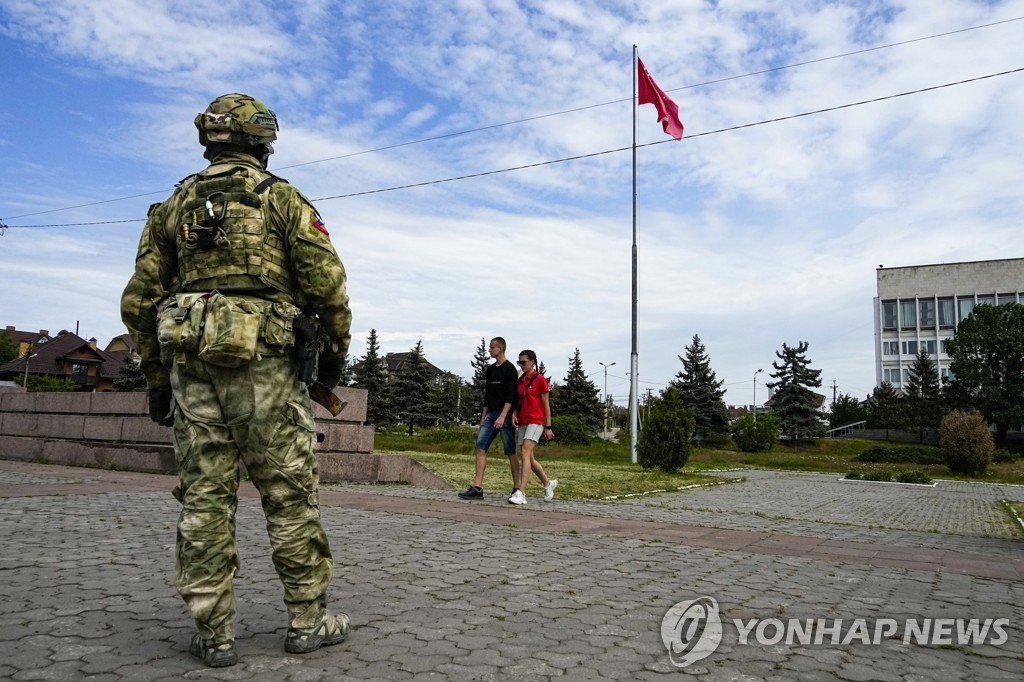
{"left": 5, "top": 66, "right": 1021, "bottom": 229}
{"left": 3, "top": 15, "right": 1020, "bottom": 224}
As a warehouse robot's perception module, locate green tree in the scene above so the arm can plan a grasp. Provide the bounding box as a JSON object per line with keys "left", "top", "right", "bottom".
{"left": 352, "top": 329, "right": 391, "bottom": 426}
{"left": 112, "top": 354, "right": 147, "bottom": 392}
{"left": 431, "top": 371, "right": 466, "bottom": 428}
{"left": 0, "top": 332, "right": 17, "bottom": 364}
{"left": 549, "top": 348, "right": 603, "bottom": 430}
{"left": 391, "top": 340, "right": 436, "bottom": 435}
{"left": 865, "top": 382, "right": 904, "bottom": 438}
{"left": 468, "top": 337, "right": 489, "bottom": 415}
{"left": 668, "top": 334, "right": 730, "bottom": 439}
{"left": 828, "top": 392, "right": 866, "bottom": 428}
{"left": 730, "top": 412, "right": 780, "bottom": 452}
{"left": 17, "top": 375, "right": 78, "bottom": 392}
{"left": 637, "top": 388, "right": 694, "bottom": 473}
{"left": 765, "top": 341, "right": 824, "bottom": 440}
{"left": 945, "top": 302, "right": 1024, "bottom": 445}
{"left": 905, "top": 349, "right": 943, "bottom": 443}
{"left": 336, "top": 355, "right": 353, "bottom": 388}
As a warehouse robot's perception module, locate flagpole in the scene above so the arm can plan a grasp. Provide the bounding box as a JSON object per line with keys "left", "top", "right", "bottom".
{"left": 629, "top": 44, "right": 639, "bottom": 465}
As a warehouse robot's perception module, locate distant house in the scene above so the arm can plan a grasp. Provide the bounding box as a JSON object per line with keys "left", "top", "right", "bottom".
{"left": 350, "top": 351, "right": 445, "bottom": 384}
{"left": 2, "top": 325, "right": 52, "bottom": 358}
{"left": 0, "top": 327, "right": 122, "bottom": 392}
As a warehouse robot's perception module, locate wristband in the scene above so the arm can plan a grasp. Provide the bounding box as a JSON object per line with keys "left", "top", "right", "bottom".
{"left": 544, "top": 425, "right": 552, "bottom": 429}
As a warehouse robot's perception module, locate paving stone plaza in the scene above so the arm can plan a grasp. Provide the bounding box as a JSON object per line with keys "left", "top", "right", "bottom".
{"left": 1, "top": 460, "right": 1022, "bottom": 680}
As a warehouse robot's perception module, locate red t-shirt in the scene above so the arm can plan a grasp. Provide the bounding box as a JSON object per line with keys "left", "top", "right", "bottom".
{"left": 517, "top": 371, "right": 549, "bottom": 425}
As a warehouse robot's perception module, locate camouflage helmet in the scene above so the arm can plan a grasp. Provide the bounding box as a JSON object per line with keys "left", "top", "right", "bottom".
{"left": 195, "top": 93, "right": 279, "bottom": 149}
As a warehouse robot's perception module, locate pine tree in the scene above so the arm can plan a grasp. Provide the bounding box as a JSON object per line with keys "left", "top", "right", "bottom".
{"left": 549, "top": 348, "right": 603, "bottom": 429}
{"left": 352, "top": 329, "right": 391, "bottom": 426}
{"left": 469, "top": 338, "right": 490, "bottom": 415}
{"left": 765, "top": 341, "right": 824, "bottom": 440}
{"left": 668, "top": 334, "right": 730, "bottom": 439}
{"left": 112, "top": 354, "right": 147, "bottom": 392}
{"left": 391, "top": 340, "right": 437, "bottom": 435}
{"left": 905, "top": 349, "right": 942, "bottom": 443}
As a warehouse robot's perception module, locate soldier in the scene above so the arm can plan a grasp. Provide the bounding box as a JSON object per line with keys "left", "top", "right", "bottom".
{"left": 121, "top": 94, "right": 352, "bottom": 668}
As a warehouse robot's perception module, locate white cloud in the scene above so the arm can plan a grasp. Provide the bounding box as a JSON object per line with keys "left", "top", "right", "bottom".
{"left": 1, "top": 0, "right": 1022, "bottom": 407}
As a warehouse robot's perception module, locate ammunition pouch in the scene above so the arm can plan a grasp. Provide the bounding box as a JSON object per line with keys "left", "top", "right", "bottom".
{"left": 156, "top": 291, "right": 301, "bottom": 368}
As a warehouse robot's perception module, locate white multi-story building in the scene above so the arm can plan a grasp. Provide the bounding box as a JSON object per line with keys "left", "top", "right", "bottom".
{"left": 873, "top": 258, "right": 1024, "bottom": 392}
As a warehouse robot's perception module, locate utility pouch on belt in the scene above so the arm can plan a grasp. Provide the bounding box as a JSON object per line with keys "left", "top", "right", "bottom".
{"left": 156, "top": 293, "right": 209, "bottom": 365}
{"left": 198, "top": 292, "right": 261, "bottom": 367}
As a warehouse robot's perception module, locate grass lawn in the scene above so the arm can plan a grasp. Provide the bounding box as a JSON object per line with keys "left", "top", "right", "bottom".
{"left": 373, "top": 428, "right": 1024, "bottom": 500}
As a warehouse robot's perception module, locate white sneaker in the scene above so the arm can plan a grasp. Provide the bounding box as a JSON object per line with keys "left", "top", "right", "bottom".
{"left": 543, "top": 479, "right": 558, "bottom": 502}
{"left": 509, "top": 490, "right": 527, "bottom": 505}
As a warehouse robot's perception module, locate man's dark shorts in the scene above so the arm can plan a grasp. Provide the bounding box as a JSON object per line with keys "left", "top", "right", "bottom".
{"left": 475, "top": 410, "right": 516, "bottom": 455}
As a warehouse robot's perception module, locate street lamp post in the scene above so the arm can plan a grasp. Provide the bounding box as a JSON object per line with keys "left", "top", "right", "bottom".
{"left": 753, "top": 368, "right": 763, "bottom": 421}
{"left": 599, "top": 361, "right": 616, "bottom": 437}
{"left": 22, "top": 349, "right": 38, "bottom": 390}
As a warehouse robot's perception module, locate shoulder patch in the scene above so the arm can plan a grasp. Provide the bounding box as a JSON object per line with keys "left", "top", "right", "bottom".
{"left": 312, "top": 217, "right": 329, "bottom": 236}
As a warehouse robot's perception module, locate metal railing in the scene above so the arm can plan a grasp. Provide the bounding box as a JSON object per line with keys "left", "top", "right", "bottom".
{"left": 825, "top": 421, "right": 866, "bottom": 439}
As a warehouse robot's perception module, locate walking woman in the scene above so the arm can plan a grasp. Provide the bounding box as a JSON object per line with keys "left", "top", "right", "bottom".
{"left": 509, "top": 350, "right": 558, "bottom": 505}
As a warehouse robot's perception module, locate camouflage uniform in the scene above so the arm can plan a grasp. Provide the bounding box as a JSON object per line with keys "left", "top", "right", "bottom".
{"left": 120, "top": 96, "right": 351, "bottom": 660}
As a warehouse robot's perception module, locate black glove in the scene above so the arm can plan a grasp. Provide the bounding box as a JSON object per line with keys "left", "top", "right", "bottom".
{"left": 316, "top": 354, "right": 346, "bottom": 390}
{"left": 147, "top": 385, "right": 174, "bottom": 427}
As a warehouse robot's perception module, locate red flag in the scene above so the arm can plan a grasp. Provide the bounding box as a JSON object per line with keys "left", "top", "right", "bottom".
{"left": 637, "top": 57, "right": 683, "bottom": 140}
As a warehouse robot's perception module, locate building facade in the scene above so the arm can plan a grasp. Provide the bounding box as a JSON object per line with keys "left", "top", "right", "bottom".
{"left": 873, "top": 258, "right": 1024, "bottom": 391}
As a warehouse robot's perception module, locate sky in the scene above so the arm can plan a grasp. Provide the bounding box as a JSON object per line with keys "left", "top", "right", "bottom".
{"left": 1, "top": 0, "right": 1023, "bottom": 410}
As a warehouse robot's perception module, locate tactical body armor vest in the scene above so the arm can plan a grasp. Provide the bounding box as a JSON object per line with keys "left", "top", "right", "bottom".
{"left": 174, "top": 163, "right": 298, "bottom": 302}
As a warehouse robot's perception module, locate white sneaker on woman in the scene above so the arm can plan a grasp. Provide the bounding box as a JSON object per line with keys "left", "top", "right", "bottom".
{"left": 543, "top": 479, "right": 558, "bottom": 501}
{"left": 508, "top": 490, "right": 527, "bottom": 505}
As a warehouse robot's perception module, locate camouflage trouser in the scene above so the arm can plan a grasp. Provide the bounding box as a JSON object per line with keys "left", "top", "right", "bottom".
{"left": 169, "top": 350, "right": 332, "bottom": 644}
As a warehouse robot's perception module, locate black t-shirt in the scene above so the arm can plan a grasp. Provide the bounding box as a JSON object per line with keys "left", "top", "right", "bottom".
{"left": 484, "top": 360, "right": 518, "bottom": 412}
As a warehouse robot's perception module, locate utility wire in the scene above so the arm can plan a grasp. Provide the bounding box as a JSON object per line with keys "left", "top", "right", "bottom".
{"left": 4, "top": 66, "right": 1022, "bottom": 228}
{"left": 4, "top": 16, "right": 1020, "bottom": 223}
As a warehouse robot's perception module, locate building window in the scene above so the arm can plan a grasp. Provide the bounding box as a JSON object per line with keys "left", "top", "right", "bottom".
{"left": 923, "top": 339, "right": 937, "bottom": 355}
{"left": 903, "top": 369, "right": 911, "bottom": 385}
{"left": 72, "top": 363, "right": 89, "bottom": 376}
{"left": 882, "top": 341, "right": 899, "bottom": 356}
{"left": 899, "top": 299, "right": 917, "bottom": 330}
{"left": 919, "top": 299, "right": 936, "bottom": 328}
{"left": 976, "top": 294, "right": 996, "bottom": 307}
{"left": 884, "top": 368, "right": 901, "bottom": 385}
{"left": 958, "top": 298, "right": 975, "bottom": 321}
{"left": 997, "top": 292, "right": 1018, "bottom": 306}
{"left": 881, "top": 300, "right": 897, "bottom": 330}
{"left": 941, "top": 339, "right": 951, "bottom": 355}
{"left": 938, "top": 298, "right": 955, "bottom": 328}
{"left": 901, "top": 340, "right": 918, "bottom": 355}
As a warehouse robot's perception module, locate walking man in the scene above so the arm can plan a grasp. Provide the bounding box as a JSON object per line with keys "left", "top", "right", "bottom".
{"left": 458, "top": 337, "right": 520, "bottom": 499}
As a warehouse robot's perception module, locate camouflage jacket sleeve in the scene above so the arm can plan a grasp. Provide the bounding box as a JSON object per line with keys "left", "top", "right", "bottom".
{"left": 269, "top": 183, "right": 352, "bottom": 360}
{"left": 120, "top": 199, "right": 179, "bottom": 389}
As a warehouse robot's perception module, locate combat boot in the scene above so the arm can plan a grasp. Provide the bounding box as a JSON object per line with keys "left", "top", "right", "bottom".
{"left": 189, "top": 634, "right": 238, "bottom": 667}
{"left": 285, "top": 611, "right": 350, "bottom": 653}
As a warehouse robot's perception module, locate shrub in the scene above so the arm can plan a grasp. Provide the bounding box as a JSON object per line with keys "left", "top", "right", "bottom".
{"left": 730, "top": 413, "right": 780, "bottom": 453}
{"left": 855, "top": 445, "right": 943, "bottom": 465}
{"left": 845, "top": 471, "right": 863, "bottom": 480}
{"left": 637, "top": 389, "right": 695, "bottom": 473}
{"left": 940, "top": 410, "right": 994, "bottom": 476}
{"left": 992, "top": 448, "right": 1017, "bottom": 464}
{"left": 863, "top": 469, "right": 895, "bottom": 482}
{"left": 545, "top": 415, "right": 591, "bottom": 447}
{"left": 894, "top": 470, "right": 933, "bottom": 485}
